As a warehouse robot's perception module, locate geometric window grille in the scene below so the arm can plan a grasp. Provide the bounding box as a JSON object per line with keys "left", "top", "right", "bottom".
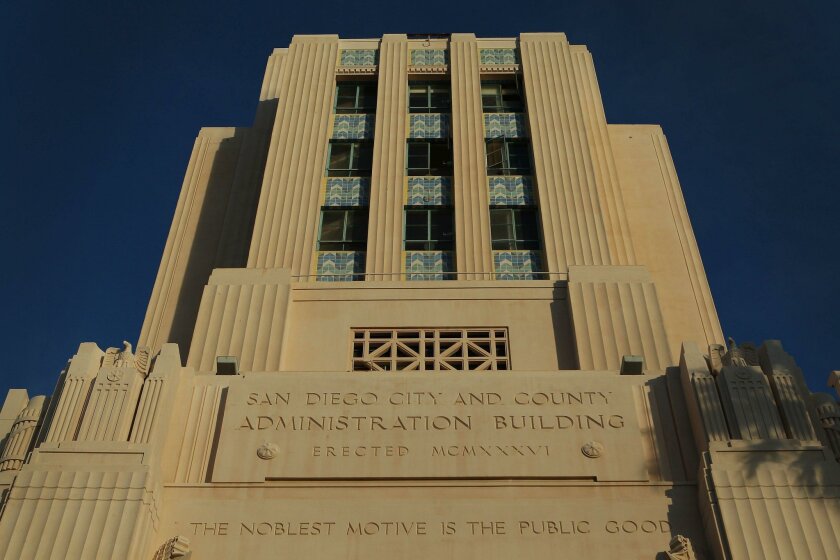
{"left": 351, "top": 328, "right": 509, "bottom": 371}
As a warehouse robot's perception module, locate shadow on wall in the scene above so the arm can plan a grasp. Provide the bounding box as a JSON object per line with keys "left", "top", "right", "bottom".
{"left": 550, "top": 283, "right": 578, "bottom": 370}
{"left": 166, "top": 99, "right": 277, "bottom": 357}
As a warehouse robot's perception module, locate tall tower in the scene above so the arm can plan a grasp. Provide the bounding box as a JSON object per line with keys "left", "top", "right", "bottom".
{"left": 0, "top": 33, "right": 837, "bottom": 560}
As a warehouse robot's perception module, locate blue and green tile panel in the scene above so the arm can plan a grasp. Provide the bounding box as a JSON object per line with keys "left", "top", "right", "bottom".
{"left": 488, "top": 176, "right": 535, "bottom": 206}
{"left": 405, "top": 251, "right": 454, "bottom": 281}
{"left": 316, "top": 251, "right": 365, "bottom": 282}
{"left": 324, "top": 178, "right": 370, "bottom": 207}
{"left": 484, "top": 113, "right": 528, "bottom": 138}
{"left": 410, "top": 49, "right": 447, "bottom": 66}
{"left": 332, "top": 115, "right": 374, "bottom": 140}
{"left": 479, "top": 48, "right": 519, "bottom": 65}
{"left": 339, "top": 49, "right": 377, "bottom": 67}
{"left": 408, "top": 114, "right": 450, "bottom": 139}
{"left": 493, "top": 250, "right": 543, "bottom": 280}
{"left": 406, "top": 177, "right": 452, "bottom": 206}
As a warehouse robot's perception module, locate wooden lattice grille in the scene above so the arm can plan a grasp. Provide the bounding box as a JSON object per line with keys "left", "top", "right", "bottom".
{"left": 352, "top": 328, "right": 509, "bottom": 371}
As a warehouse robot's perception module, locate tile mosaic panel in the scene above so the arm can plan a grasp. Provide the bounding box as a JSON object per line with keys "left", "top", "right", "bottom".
{"left": 493, "top": 250, "right": 543, "bottom": 280}
{"left": 479, "top": 48, "right": 519, "bottom": 65}
{"left": 406, "top": 177, "right": 452, "bottom": 206}
{"left": 487, "top": 176, "right": 535, "bottom": 206}
{"left": 324, "top": 178, "right": 370, "bottom": 207}
{"left": 484, "top": 113, "right": 528, "bottom": 138}
{"left": 339, "top": 49, "right": 377, "bottom": 67}
{"left": 408, "top": 114, "right": 450, "bottom": 139}
{"left": 316, "top": 251, "right": 365, "bottom": 282}
{"left": 405, "top": 251, "right": 454, "bottom": 281}
{"left": 410, "top": 49, "right": 447, "bottom": 66}
{"left": 332, "top": 114, "right": 374, "bottom": 140}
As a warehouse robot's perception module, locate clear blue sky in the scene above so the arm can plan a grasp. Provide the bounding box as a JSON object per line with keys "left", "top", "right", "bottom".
{"left": 1, "top": 1, "right": 837, "bottom": 396}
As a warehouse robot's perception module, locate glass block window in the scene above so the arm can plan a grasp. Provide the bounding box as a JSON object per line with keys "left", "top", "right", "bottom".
{"left": 488, "top": 176, "right": 535, "bottom": 206}
{"left": 484, "top": 113, "right": 528, "bottom": 139}
{"left": 324, "top": 178, "right": 370, "bottom": 207}
{"left": 408, "top": 114, "right": 451, "bottom": 139}
{"left": 479, "top": 48, "right": 519, "bottom": 65}
{"left": 316, "top": 251, "right": 366, "bottom": 282}
{"left": 335, "top": 82, "right": 377, "bottom": 113}
{"left": 493, "top": 250, "right": 543, "bottom": 281}
{"left": 481, "top": 80, "right": 524, "bottom": 113}
{"left": 411, "top": 49, "right": 447, "bottom": 66}
{"left": 318, "top": 208, "right": 368, "bottom": 251}
{"left": 409, "top": 82, "right": 451, "bottom": 113}
{"left": 407, "top": 141, "right": 453, "bottom": 176}
{"left": 326, "top": 141, "right": 373, "bottom": 177}
{"left": 407, "top": 177, "right": 452, "bottom": 206}
{"left": 339, "top": 49, "right": 377, "bottom": 67}
{"left": 404, "top": 208, "right": 454, "bottom": 251}
{"left": 490, "top": 208, "right": 540, "bottom": 250}
{"left": 486, "top": 139, "right": 531, "bottom": 175}
{"left": 405, "top": 251, "right": 455, "bottom": 281}
{"left": 352, "top": 328, "right": 510, "bottom": 371}
{"left": 332, "top": 115, "right": 375, "bottom": 140}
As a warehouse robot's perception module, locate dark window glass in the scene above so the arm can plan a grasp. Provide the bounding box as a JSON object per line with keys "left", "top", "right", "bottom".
{"left": 407, "top": 141, "right": 453, "bottom": 175}
{"left": 318, "top": 209, "right": 369, "bottom": 251}
{"left": 327, "top": 142, "right": 373, "bottom": 177}
{"left": 335, "top": 82, "right": 377, "bottom": 114}
{"left": 481, "top": 80, "right": 523, "bottom": 113}
{"left": 490, "top": 208, "right": 540, "bottom": 250}
{"left": 485, "top": 139, "right": 531, "bottom": 175}
{"left": 409, "top": 82, "right": 451, "bottom": 113}
{"left": 404, "top": 208, "right": 454, "bottom": 250}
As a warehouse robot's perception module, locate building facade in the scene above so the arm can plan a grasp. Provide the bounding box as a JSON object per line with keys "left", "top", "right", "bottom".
{"left": 0, "top": 33, "right": 838, "bottom": 559}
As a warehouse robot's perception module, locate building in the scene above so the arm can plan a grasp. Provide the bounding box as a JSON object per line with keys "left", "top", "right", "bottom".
{"left": 0, "top": 32, "right": 838, "bottom": 559}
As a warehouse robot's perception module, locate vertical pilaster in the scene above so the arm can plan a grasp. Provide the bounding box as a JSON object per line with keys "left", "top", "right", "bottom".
{"left": 248, "top": 35, "right": 339, "bottom": 275}
{"left": 570, "top": 46, "right": 635, "bottom": 265}
{"left": 450, "top": 33, "right": 493, "bottom": 278}
{"left": 519, "top": 33, "right": 611, "bottom": 272}
{"left": 366, "top": 34, "right": 408, "bottom": 280}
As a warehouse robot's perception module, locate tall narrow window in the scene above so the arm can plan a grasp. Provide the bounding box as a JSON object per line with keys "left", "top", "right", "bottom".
{"left": 318, "top": 209, "right": 369, "bottom": 251}
{"left": 335, "top": 82, "right": 377, "bottom": 114}
{"left": 404, "top": 209, "right": 454, "bottom": 250}
{"left": 490, "top": 208, "right": 540, "bottom": 250}
{"left": 408, "top": 82, "right": 451, "bottom": 113}
{"left": 485, "top": 139, "right": 531, "bottom": 175}
{"left": 481, "top": 80, "right": 524, "bottom": 113}
{"left": 326, "top": 142, "right": 373, "bottom": 177}
{"left": 407, "top": 141, "right": 453, "bottom": 176}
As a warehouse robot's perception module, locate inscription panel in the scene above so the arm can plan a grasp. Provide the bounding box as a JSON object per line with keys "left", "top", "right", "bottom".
{"left": 213, "top": 372, "right": 647, "bottom": 481}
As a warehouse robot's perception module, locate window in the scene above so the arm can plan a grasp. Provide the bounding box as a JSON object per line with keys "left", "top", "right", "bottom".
{"left": 409, "top": 82, "right": 451, "bottom": 113}
{"left": 318, "top": 209, "right": 368, "bottom": 251}
{"left": 327, "top": 142, "right": 373, "bottom": 177}
{"left": 485, "top": 139, "right": 531, "bottom": 175}
{"left": 352, "top": 328, "right": 510, "bottom": 371}
{"left": 404, "top": 208, "right": 454, "bottom": 250}
{"left": 335, "top": 82, "right": 377, "bottom": 114}
{"left": 407, "top": 141, "right": 452, "bottom": 175}
{"left": 490, "top": 208, "right": 540, "bottom": 250}
{"left": 481, "top": 80, "right": 524, "bottom": 113}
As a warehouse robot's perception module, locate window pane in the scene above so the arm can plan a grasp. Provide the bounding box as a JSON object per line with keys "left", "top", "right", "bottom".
{"left": 320, "top": 211, "right": 346, "bottom": 242}
{"left": 345, "top": 210, "right": 369, "bottom": 242}
{"left": 490, "top": 209, "right": 515, "bottom": 249}
{"left": 486, "top": 140, "right": 505, "bottom": 172}
{"left": 429, "top": 143, "right": 452, "bottom": 174}
{"left": 407, "top": 143, "right": 429, "bottom": 172}
{"left": 506, "top": 143, "right": 531, "bottom": 171}
{"left": 429, "top": 210, "right": 454, "bottom": 247}
{"left": 329, "top": 144, "right": 351, "bottom": 170}
{"left": 355, "top": 143, "right": 373, "bottom": 172}
{"left": 429, "top": 85, "right": 450, "bottom": 110}
{"left": 357, "top": 84, "right": 377, "bottom": 110}
{"left": 405, "top": 210, "right": 429, "bottom": 241}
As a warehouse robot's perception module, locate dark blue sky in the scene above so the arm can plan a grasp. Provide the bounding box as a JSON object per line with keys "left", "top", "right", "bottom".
{"left": 1, "top": 1, "right": 837, "bottom": 397}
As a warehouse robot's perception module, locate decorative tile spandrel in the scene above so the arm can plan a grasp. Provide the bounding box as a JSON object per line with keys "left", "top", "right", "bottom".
{"left": 332, "top": 115, "right": 375, "bottom": 140}
{"left": 484, "top": 113, "right": 528, "bottom": 138}
{"left": 493, "top": 250, "right": 543, "bottom": 280}
{"left": 339, "top": 49, "right": 378, "bottom": 67}
{"left": 316, "top": 251, "right": 365, "bottom": 281}
{"left": 408, "top": 114, "right": 451, "bottom": 139}
{"left": 324, "top": 178, "right": 370, "bottom": 207}
{"left": 405, "top": 251, "right": 454, "bottom": 281}
{"left": 406, "top": 177, "right": 452, "bottom": 206}
{"left": 488, "top": 176, "right": 535, "bottom": 206}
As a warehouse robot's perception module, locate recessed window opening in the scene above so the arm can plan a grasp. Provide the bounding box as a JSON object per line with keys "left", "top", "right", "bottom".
{"left": 318, "top": 209, "right": 369, "bottom": 251}
{"left": 407, "top": 141, "right": 453, "bottom": 176}
{"left": 404, "top": 208, "right": 454, "bottom": 250}
{"left": 490, "top": 208, "right": 540, "bottom": 250}
{"left": 481, "top": 80, "right": 524, "bottom": 113}
{"left": 335, "top": 82, "right": 377, "bottom": 114}
{"left": 327, "top": 142, "right": 373, "bottom": 177}
{"left": 485, "top": 139, "right": 531, "bottom": 176}
{"left": 409, "top": 82, "right": 451, "bottom": 113}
